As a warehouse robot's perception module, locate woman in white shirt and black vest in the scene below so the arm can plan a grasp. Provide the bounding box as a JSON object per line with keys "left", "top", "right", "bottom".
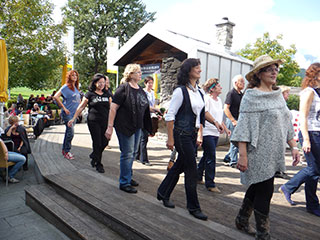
{"left": 157, "top": 58, "right": 222, "bottom": 221}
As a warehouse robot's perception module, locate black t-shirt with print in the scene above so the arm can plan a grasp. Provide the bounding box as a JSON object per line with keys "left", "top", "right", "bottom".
{"left": 85, "top": 91, "right": 110, "bottom": 122}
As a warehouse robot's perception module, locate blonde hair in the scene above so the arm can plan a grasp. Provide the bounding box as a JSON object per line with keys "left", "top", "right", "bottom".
{"left": 8, "top": 115, "right": 19, "bottom": 125}
{"left": 121, "top": 64, "right": 141, "bottom": 83}
{"left": 202, "top": 78, "right": 219, "bottom": 93}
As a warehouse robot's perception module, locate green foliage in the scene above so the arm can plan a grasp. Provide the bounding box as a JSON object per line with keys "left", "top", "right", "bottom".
{"left": 0, "top": 0, "right": 66, "bottom": 90}
{"left": 237, "top": 33, "right": 302, "bottom": 86}
{"left": 62, "top": 0, "right": 155, "bottom": 87}
{"left": 287, "top": 94, "right": 300, "bottom": 110}
{"left": 10, "top": 87, "right": 56, "bottom": 99}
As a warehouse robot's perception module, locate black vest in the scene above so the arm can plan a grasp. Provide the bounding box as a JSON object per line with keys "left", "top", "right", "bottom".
{"left": 174, "top": 86, "right": 205, "bottom": 134}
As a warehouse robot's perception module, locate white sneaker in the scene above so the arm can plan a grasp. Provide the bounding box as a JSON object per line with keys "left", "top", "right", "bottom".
{"left": 64, "top": 152, "right": 75, "bottom": 160}
{"left": 9, "top": 178, "right": 20, "bottom": 183}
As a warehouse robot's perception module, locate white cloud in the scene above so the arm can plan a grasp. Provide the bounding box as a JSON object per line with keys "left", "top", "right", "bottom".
{"left": 152, "top": 0, "right": 320, "bottom": 68}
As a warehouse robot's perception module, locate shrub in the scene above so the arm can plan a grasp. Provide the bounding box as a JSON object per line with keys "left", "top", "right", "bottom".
{"left": 287, "top": 95, "right": 300, "bottom": 110}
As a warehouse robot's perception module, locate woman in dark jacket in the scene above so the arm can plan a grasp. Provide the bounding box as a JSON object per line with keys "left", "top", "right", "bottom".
{"left": 157, "top": 58, "right": 221, "bottom": 221}
{"left": 105, "top": 64, "right": 152, "bottom": 194}
{"left": 5, "top": 115, "right": 31, "bottom": 170}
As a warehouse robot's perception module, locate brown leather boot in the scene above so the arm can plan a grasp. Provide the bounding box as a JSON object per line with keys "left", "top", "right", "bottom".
{"left": 235, "top": 198, "right": 256, "bottom": 236}
{"left": 254, "top": 210, "right": 271, "bottom": 240}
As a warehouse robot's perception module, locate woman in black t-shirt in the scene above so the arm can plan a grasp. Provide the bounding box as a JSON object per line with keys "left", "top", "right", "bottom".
{"left": 68, "top": 73, "right": 110, "bottom": 173}
{"left": 105, "top": 64, "right": 152, "bottom": 194}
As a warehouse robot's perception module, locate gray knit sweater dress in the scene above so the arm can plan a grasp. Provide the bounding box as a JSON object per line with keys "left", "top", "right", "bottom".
{"left": 231, "top": 88, "right": 295, "bottom": 185}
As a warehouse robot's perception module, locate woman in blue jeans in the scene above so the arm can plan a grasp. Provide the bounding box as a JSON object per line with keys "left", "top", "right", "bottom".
{"left": 197, "top": 78, "right": 228, "bottom": 193}
{"left": 105, "top": 64, "right": 151, "bottom": 194}
{"left": 54, "top": 70, "right": 81, "bottom": 160}
{"left": 0, "top": 139, "right": 26, "bottom": 183}
{"left": 280, "top": 63, "right": 320, "bottom": 217}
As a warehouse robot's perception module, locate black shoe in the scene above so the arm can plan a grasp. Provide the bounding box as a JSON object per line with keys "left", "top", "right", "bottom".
{"left": 275, "top": 171, "right": 290, "bottom": 179}
{"left": 130, "top": 179, "right": 139, "bottom": 187}
{"left": 120, "top": 185, "right": 137, "bottom": 194}
{"left": 143, "top": 162, "right": 152, "bottom": 166}
{"left": 96, "top": 164, "right": 105, "bottom": 173}
{"left": 90, "top": 159, "right": 96, "bottom": 168}
{"left": 230, "top": 163, "right": 237, "bottom": 168}
{"left": 157, "top": 193, "right": 175, "bottom": 208}
{"left": 223, "top": 156, "right": 231, "bottom": 163}
{"left": 189, "top": 210, "right": 208, "bottom": 221}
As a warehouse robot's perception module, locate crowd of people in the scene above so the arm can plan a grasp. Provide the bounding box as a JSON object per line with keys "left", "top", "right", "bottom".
{"left": 2, "top": 56, "right": 320, "bottom": 240}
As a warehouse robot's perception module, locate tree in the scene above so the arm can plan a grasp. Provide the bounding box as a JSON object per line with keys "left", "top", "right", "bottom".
{"left": 0, "top": 0, "right": 66, "bottom": 90}
{"left": 62, "top": 0, "right": 155, "bottom": 88}
{"left": 237, "top": 33, "right": 301, "bottom": 86}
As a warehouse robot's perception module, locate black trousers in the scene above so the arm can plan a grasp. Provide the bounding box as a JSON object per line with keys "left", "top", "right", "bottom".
{"left": 87, "top": 120, "right": 108, "bottom": 166}
{"left": 158, "top": 129, "right": 200, "bottom": 212}
{"left": 244, "top": 177, "right": 274, "bottom": 215}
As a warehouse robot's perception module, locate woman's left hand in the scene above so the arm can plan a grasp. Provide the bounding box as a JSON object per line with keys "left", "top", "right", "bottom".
{"left": 291, "top": 148, "right": 300, "bottom": 166}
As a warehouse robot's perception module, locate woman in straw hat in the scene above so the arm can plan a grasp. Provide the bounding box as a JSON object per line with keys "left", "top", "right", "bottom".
{"left": 230, "top": 55, "right": 300, "bottom": 239}
{"left": 279, "top": 63, "right": 320, "bottom": 217}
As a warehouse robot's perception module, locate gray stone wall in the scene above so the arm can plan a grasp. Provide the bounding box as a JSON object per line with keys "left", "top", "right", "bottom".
{"left": 160, "top": 57, "right": 182, "bottom": 105}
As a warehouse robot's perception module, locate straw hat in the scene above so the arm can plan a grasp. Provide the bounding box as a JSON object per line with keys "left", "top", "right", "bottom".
{"left": 245, "top": 55, "right": 284, "bottom": 82}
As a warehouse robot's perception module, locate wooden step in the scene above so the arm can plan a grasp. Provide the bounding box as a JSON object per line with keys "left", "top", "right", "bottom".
{"left": 25, "top": 184, "right": 123, "bottom": 240}
{"left": 43, "top": 169, "right": 248, "bottom": 240}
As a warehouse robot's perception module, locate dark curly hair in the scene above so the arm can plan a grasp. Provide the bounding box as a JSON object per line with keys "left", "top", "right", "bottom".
{"left": 88, "top": 73, "right": 107, "bottom": 92}
{"left": 247, "top": 64, "right": 279, "bottom": 90}
{"left": 177, "top": 58, "right": 201, "bottom": 86}
{"left": 301, "top": 63, "right": 320, "bottom": 89}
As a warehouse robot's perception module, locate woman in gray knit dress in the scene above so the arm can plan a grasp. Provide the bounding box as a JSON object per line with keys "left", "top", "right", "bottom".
{"left": 231, "top": 55, "right": 300, "bottom": 240}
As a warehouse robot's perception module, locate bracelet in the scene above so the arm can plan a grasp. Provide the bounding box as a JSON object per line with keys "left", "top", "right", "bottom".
{"left": 108, "top": 125, "right": 113, "bottom": 128}
{"left": 291, "top": 147, "right": 299, "bottom": 151}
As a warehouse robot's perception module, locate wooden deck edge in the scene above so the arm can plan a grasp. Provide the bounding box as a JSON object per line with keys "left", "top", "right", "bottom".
{"left": 44, "top": 175, "right": 149, "bottom": 240}
{"left": 25, "top": 185, "right": 85, "bottom": 240}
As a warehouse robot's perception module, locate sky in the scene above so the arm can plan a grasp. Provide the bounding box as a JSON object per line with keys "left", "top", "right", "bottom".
{"left": 52, "top": 0, "right": 320, "bottom": 69}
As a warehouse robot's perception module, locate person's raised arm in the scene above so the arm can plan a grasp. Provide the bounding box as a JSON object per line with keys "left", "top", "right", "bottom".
{"left": 224, "top": 104, "right": 237, "bottom": 126}
{"left": 68, "top": 97, "right": 89, "bottom": 127}
{"left": 54, "top": 90, "right": 70, "bottom": 115}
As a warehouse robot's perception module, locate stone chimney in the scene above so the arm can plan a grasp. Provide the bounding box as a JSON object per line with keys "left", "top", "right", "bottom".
{"left": 215, "top": 17, "right": 235, "bottom": 50}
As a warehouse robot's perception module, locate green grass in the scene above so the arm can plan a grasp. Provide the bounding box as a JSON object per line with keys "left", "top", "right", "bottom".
{"left": 10, "top": 87, "right": 55, "bottom": 99}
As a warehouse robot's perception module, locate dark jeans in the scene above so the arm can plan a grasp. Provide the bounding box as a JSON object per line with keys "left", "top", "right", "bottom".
{"left": 136, "top": 129, "right": 149, "bottom": 163}
{"left": 197, "top": 135, "right": 219, "bottom": 188}
{"left": 244, "top": 177, "right": 274, "bottom": 215}
{"left": 87, "top": 120, "right": 109, "bottom": 166}
{"left": 283, "top": 131, "right": 320, "bottom": 210}
{"left": 61, "top": 112, "right": 75, "bottom": 153}
{"left": 157, "top": 128, "right": 200, "bottom": 212}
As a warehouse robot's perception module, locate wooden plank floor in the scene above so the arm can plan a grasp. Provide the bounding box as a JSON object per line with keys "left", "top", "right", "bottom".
{"left": 31, "top": 124, "right": 320, "bottom": 240}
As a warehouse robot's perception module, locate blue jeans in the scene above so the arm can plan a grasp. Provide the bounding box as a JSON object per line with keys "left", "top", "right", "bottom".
{"left": 197, "top": 135, "right": 219, "bottom": 188}
{"left": 158, "top": 128, "right": 200, "bottom": 212}
{"left": 283, "top": 131, "right": 320, "bottom": 210}
{"left": 225, "top": 118, "right": 238, "bottom": 165}
{"left": 8, "top": 152, "right": 26, "bottom": 179}
{"left": 61, "top": 112, "right": 75, "bottom": 153}
{"left": 116, "top": 129, "right": 141, "bottom": 187}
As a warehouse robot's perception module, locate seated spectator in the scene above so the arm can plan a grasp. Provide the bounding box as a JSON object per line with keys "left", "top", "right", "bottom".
{"left": 27, "top": 94, "right": 35, "bottom": 109}
{"left": 44, "top": 104, "right": 53, "bottom": 119}
{"left": 45, "top": 95, "right": 53, "bottom": 104}
{"left": 17, "top": 94, "right": 24, "bottom": 109}
{"left": 31, "top": 103, "right": 41, "bottom": 115}
{"left": 9, "top": 104, "right": 21, "bottom": 116}
{"left": 0, "top": 138, "right": 26, "bottom": 183}
{"left": 5, "top": 115, "right": 31, "bottom": 171}
{"left": 35, "top": 95, "right": 40, "bottom": 104}
{"left": 39, "top": 94, "right": 46, "bottom": 106}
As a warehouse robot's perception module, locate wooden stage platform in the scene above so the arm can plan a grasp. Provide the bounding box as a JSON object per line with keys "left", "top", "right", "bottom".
{"left": 25, "top": 124, "right": 320, "bottom": 240}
